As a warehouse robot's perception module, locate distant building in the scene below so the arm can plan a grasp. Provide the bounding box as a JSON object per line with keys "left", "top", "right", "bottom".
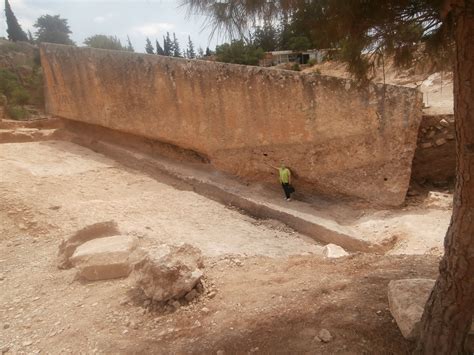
{"left": 260, "top": 49, "right": 336, "bottom": 67}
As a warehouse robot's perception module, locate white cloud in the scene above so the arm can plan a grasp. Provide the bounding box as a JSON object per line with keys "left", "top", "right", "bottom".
{"left": 132, "top": 22, "right": 175, "bottom": 36}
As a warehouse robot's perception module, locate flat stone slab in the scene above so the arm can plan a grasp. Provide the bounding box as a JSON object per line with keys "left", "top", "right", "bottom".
{"left": 70, "top": 235, "right": 138, "bottom": 281}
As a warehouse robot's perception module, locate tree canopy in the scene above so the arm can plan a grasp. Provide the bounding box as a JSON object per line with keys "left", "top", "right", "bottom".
{"left": 34, "top": 14, "right": 74, "bottom": 45}
{"left": 84, "top": 35, "right": 128, "bottom": 51}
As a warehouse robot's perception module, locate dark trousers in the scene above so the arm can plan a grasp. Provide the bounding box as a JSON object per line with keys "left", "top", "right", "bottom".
{"left": 281, "top": 183, "right": 292, "bottom": 198}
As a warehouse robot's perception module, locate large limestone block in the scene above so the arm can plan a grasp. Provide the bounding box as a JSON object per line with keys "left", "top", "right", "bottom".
{"left": 70, "top": 235, "right": 138, "bottom": 281}
{"left": 133, "top": 243, "right": 204, "bottom": 302}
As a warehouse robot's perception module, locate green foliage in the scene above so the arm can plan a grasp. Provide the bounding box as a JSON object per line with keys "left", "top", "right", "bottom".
{"left": 290, "top": 63, "right": 301, "bottom": 71}
{"left": 253, "top": 23, "right": 278, "bottom": 51}
{"left": 84, "top": 35, "right": 126, "bottom": 51}
{"left": 0, "top": 68, "right": 29, "bottom": 105}
{"left": 156, "top": 39, "right": 164, "bottom": 55}
{"left": 34, "top": 14, "right": 74, "bottom": 45}
{"left": 288, "top": 36, "right": 312, "bottom": 51}
{"left": 145, "top": 37, "right": 154, "bottom": 54}
{"left": 183, "top": 0, "right": 452, "bottom": 80}
{"left": 215, "top": 40, "right": 264, "bottom": 66}
{"left": 6, "top": 104, "right": 28, "bottom": 120}
{"left": 308, "top": 58, "right": 318, "bottom": 67}
{"left": 4, "top": 0, "right": 28, "bottom": 42}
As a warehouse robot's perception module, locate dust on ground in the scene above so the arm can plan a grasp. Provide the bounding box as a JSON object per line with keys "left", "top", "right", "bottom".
{"left": 0, "top": 140, "right": 444, "bottom": 354}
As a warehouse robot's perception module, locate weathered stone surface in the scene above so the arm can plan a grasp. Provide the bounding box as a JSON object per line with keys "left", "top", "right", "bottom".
{"left": 322, "top": 244, "right": 349, "bottom": 258}
{"left": 58, "top": 221, "right": 120, "bottom": 269}
{"left": 40, "top": 44, "right": 423, "bottom": 206}
{"left": 388, "top": 279, "right": 434, "bottom": 340}
{"left": 389, "top": 279, "right": 474, "bottom": 340}
{"left": 133, "top": 243, "right": 204, "bottom": 302}
{"left": 434, "top": 138, "right": 447, "bottom": 146}
{"left": 70, "top": 235, "right": 138, "bottom": 281}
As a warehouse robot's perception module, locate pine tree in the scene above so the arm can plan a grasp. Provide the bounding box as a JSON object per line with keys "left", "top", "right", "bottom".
{"left": 186, "top": 36, "right": 196, "bottom": 59}
{"left": 145, "top": 37, "right": 154, "bottom": 54}
{"left": 34, "top": 15, "right": 74, "bottom": 45}
{"left": 205, "top": 47, "right": 212, "bottom": 56}
{"left": 126, "top": 35, "right": 134, "bottom": 52}
{"left": 172, "top": 33, "right": 181, "bottom": 57}
{"left": 4, "top": 0, "right": 28, "bottom": 42}
{"left": 163, "top": 32, "right": 173, "bottom": 56}
{"left": 155, "top": 39, "right": 164, "bottom": 55}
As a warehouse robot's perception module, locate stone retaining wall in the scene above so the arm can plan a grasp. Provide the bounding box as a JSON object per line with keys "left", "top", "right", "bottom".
{"left": 40, "top": 44, "right": 423, "bottom": 206}
{"left": 411, "top": 114, "right": 456, "bottom": 185}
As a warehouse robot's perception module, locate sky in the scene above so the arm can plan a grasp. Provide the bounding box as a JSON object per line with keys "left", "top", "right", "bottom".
{"left": 0, "top": 0, "right": 220, "bottom": 53}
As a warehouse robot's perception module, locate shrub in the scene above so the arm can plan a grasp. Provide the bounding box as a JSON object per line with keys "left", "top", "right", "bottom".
{"left": 11, "top": 87, "right": 30, "bottom": 105}
{"left": 291, "top": 63, "right": 301, "bottom": 71}
{"left": 308, "top": 58, "right": 318, "bottom": 67}
{"left": 6, "top": 105, "right": 29, "bottom": 120}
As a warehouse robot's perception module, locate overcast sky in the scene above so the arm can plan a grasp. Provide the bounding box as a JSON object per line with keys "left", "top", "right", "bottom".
{"left": 0, "top": 0, "right": 220, "bottom": 53}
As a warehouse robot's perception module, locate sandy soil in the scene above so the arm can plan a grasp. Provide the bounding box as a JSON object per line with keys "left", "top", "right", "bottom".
{"left": 0, "top": 140, "right": 444, "bottom": 354}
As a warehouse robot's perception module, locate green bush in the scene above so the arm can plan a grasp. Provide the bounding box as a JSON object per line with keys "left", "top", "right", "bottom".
{"left": 11, "top": 87, "right": 30, "bottom": 105}
{"left": 6, "top": 105, "right": 29, "bottom": 120}
{"left": 291, "top": 63, "right": 301, "bottom": 71}
{"left": 308, "top": 58, "right": 318, "bottom": 67}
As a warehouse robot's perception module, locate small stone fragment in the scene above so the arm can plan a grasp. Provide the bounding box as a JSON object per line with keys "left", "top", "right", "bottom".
{"left": 420, "top": 142, "right": 432, "bottom": 149}
{"left": 439, "top": 118, "right": 449, "bottom": 127}
{"left": 208, "top": 291, "right": 217, "bottom": 299}
{"left": 322, "top": 244, "right": 348, "bottom": 258}
{"left": 435, "top": 138, "right": 447, "bottom": 146}
{"left": 446, "top": 134, "right": 455, "bottom": 140}
{"left": 318, "top": 329, "right": 333, "bottom": 343}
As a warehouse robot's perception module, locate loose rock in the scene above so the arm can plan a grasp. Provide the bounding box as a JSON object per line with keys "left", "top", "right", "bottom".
{"left": 318, "top": 329, "right": 333, "bottom": 343}
{"left": 322, "top": 244, "right": 348, "bottom": 258}
{"left": 133, "top": 243, "right": 204, "bottom": 302}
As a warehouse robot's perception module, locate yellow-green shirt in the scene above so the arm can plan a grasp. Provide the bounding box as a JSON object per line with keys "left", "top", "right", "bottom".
{"left": 278, "top": 168, "right": 291, "bottom": 184}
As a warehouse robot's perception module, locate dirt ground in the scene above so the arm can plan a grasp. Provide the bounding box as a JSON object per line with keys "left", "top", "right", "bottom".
{"left": 1, "top": 140, "right": 443, "bottom": 354}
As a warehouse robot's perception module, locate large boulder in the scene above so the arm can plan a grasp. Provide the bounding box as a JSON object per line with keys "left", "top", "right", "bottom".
{"left": 58, "top": 221, "right": 120, "bottom": 269}
{"left": 70, "top": 235, "right": 138, "bottom": 281}
{"left": 388, "top": 279, "right": 474, "bottom": 340}
{"left": 133, "top": 243, "right": 204, "bottom": 302}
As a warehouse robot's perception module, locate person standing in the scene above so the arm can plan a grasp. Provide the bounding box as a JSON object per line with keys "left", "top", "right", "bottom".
{"left": 267, "top": 163, "right": 294, "bottom": 201}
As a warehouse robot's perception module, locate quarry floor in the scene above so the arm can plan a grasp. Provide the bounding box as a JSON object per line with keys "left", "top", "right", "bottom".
{"left": 0, "top": 139, "right": 451, "bottom": 353}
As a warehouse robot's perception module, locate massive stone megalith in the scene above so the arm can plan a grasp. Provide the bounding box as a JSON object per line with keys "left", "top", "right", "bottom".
{"left": 40, "top": 44, "right": 422, "bottom": 205}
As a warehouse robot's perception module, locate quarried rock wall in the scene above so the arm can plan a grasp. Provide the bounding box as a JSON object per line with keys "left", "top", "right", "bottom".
{"left": 40, "top": 44, "right": 423, "bottom": 205}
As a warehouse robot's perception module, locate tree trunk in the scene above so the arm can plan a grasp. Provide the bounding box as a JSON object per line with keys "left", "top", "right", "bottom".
{"left": 416, "top": 0, "right": 474, "bottom": 353}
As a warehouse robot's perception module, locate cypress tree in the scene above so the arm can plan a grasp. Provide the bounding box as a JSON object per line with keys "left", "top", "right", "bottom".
{"left": 186, "top": 36, "right": 196, "bottom": 59}
{"left": 4, "top": 0, "right": 28, "bottom": 42}
{"left": 126, "top": 35, "right": 134, "bottom": 52}
{"left": 145, "top": 37, "right": 154, "bottom": 54}
{"left": 172, "top": 33, "right": 181, "bottom": 57}
{"left": 155, "top": 39, "right": 164, "bottom": 55}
